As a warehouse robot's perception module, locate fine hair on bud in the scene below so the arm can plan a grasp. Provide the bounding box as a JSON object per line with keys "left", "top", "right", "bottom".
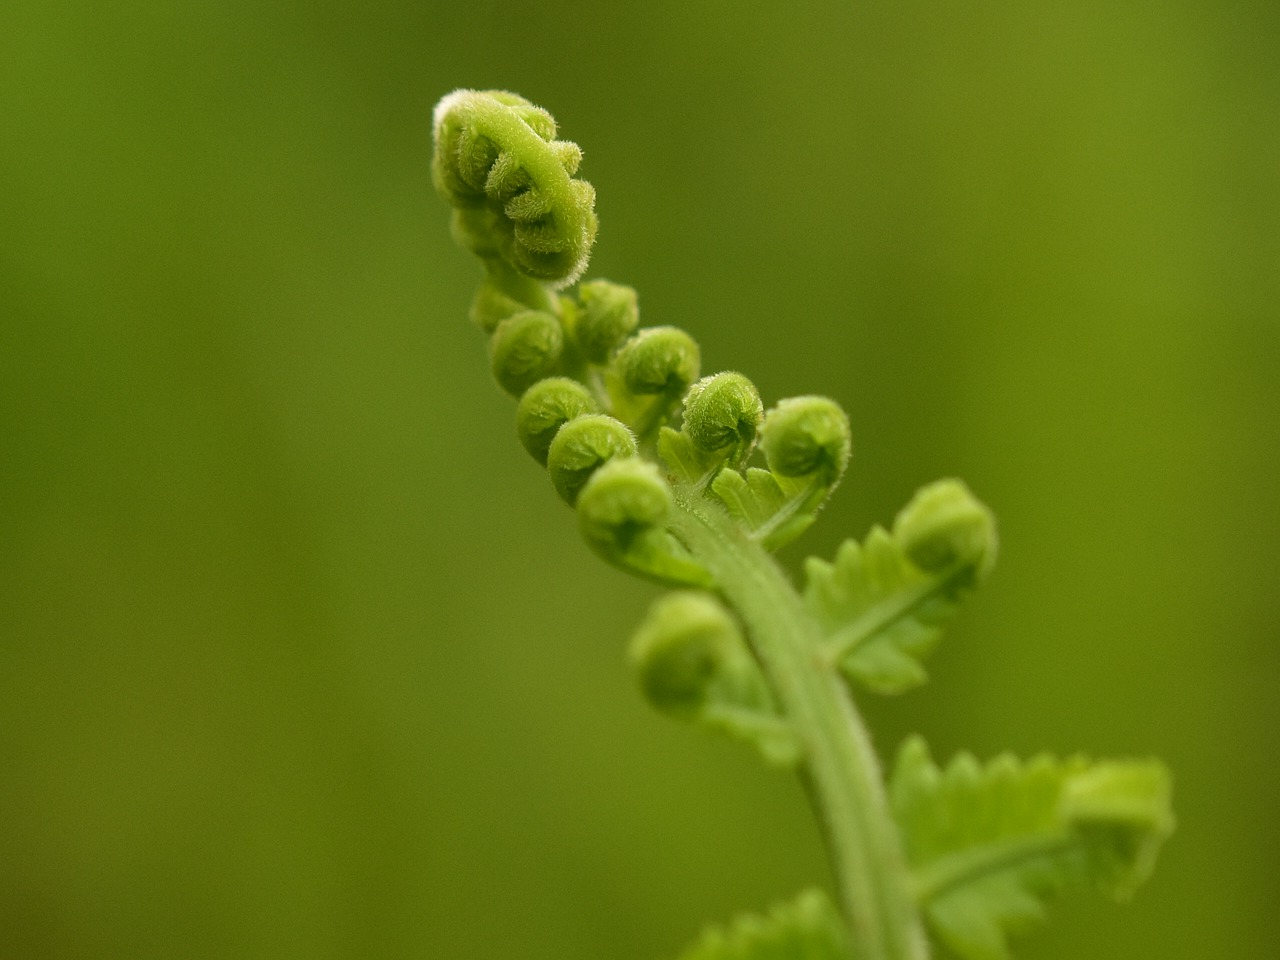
{"left": 489, "top": 310, "right": 564, "bottom": 396}
{"left": 507, "top": 179, "right": 597, "bottom": 286}
{"left": 577, "top": 458, "right": 672, "bottom": 553}
{"left": 893, "top": 478, "right": 997, "bottom": 579}
{"left": 614, "top": 326, "right": 701, "bottom": 396}
{"left": 628, "top": 592, "right": 743, "bottom": 718}
{"left": 573, "top": 280, "right": 639, "bottom": 363}
{"left": 682, "top": 371, "right": 764, "bottom": 452}
{"left": 431, "top": 89, "right": 598, "bottom": 288}
{"left": 546, "top": 413, "right": 637, "bottom": 504}
{"left": 515, "top": 377, "right": 599, "bottom": 465}
{"left": 759, "top": 396, "right": 852, "bottom": 483}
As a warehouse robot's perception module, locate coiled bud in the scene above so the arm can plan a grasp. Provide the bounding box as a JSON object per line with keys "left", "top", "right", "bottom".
{"left": 489, "top": 310, "right": 564, "bottom": 397}
{"left": 759, "top": 396, "right": 852, "bottom": 483}
{"left": 614, "top": 326, "right": 701, "bottom": 397}
{"left": 432, "top": 89, "right": 598, "bottom": 286}
{"left": 514, "top": 377, "right": 599, "bottom": 465}
{"left": 576, "top": 455, "right": 665, "bottom": 537}
{"left": 893, "top": 478, "right": 997, "bottom": 580}
{"left": 682, "top": 372, "right": 764, "bottom": 452}
{"left": 546, "top": 413, "right": 637, "bottom": 505}
{"left": 576, "top": 458, "right": 713, "bottom": 587}
{"left": 1060, "top": 759, "right": 1175, "bottom": 898}
{"left": 578, "top": 458, "right": 671, "bottom": 548}
{"left": 628, "top": 592, "right": 743, "bottom": 718}
{"left": 573, "top": 280, "right": 639, "bottom": 363}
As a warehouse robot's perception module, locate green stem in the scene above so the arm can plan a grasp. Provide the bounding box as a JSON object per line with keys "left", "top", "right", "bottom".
{"left": 482, "top": 257, "right": 558, "bottom": 313}
{"left": 668, "top": 493, "right": 930, "bottom": 960}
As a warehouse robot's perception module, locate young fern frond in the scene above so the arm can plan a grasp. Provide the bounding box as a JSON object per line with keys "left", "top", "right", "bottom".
{"left": 890, "top": 738, "right": 1174, "bottom": 960}
{"left": 433, "top": 89, "right": 597, "bottom": 286}
{"left": 804, "top": 480, "right": 997, "bottom": 695}
{"left": 431, "top": 88, "right": 1173, "bottom": 960}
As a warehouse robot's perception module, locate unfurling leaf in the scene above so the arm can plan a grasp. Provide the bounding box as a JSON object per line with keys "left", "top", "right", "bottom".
{"left": 659, "top": 426, "right": 730, "bottom": 489}
{"left": 805, "top": 480, "right": 996, "bottom": 695}
{"left": 710, "top": 467, "right": 818, "bottom": 551}
{"left": 803, "top": 527, "right": 962, "bottom": 694}
{"left": 890, "top": 737, "right": 1174, "bottom": 960}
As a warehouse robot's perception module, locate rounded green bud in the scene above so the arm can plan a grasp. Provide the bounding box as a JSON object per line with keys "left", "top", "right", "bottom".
{"left": 577, "top": 457, "right": 672, "bottom": 554}
{"left": 893, "top": 478, "right": 997, "bottom": 579}
{"left": 682, "top": 372, "right": 764, "bottom": 451}
{"left": 489, "top": 310, "right": 564, "bottom": 396}
{"left": 546, "top": 413, "right": 637, "bottom": 505}
{"left": 628, "top": 592, "right": 742, "bottom": 718}
{"left": 614, "top": 326, "right": 701, "bottom": 396}
{"left": 574, "top": 280, "right": 639, "bottom": 363}
{"left": 759, "top": 396, "right": 852, "bottom": 482}
{"left": 576, "top": 458, "right": 713, "bottom": 587}
{"left": 515, "top": 377, "right": 599, "bottom": 465}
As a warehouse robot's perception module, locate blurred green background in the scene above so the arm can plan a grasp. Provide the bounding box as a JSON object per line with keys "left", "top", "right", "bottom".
{"left": 2, "top": 0, "right": 1277, "bottom": 957}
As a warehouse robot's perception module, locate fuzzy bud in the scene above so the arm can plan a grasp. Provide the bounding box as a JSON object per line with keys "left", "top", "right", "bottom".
{"left": 892, "top": 478, "right": 997, "bottom": 580}
{"left": 574, "top": 280, "right": 640, "bottom": 363}
{"left": 515, "top": 377, "right": 599, "bottom": 465}
{"left": 489, "top": 310, "right": 564, "bottom": 397}
{"left": 546, "top": 414, "right": 637, "bottom": 505}
{"left": 614, "top": 326, "right": 701, "bottom": 396}
{"left": 628, "top": 592, "right": 742, "bottom": 718}
{"left": 759, "top": 396, "right": 852, "bottom": 483}
{"left": 577, "top": 458, "right": 671, "bottom": 553}
{"left": 432, "top": 89, "right": 598, "bottom": 287}
{"left": 576, "top": 459, "right": 713, "bottom": 587}
{"left": 683, "top": 372, "right": 764, "bottom": 452}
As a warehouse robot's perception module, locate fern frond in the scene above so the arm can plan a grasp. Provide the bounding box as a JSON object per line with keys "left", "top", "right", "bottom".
{"left": 890, "top": 737, "right": 1174, "bottom": 960}
{"left": 803, "top": 528, "right": 962, "bottom": 694}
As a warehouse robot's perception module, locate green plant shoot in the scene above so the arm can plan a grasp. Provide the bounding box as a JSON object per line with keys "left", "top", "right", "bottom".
{"left": 431, "top": 88, "right": 1174, "bottom": 960}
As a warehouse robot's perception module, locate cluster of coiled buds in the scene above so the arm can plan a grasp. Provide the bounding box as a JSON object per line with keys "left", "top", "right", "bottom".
{"left": 433, "top": 92, "right": 1170, "bottom": 960}
{"left": 434, "top": 89, "right": 996, "bottom": 718}
{"left": 433, "top": 89, "right": 597, "bottom": 286}
{"left": 433, "top": 90, "right": 858, "bottom": 590}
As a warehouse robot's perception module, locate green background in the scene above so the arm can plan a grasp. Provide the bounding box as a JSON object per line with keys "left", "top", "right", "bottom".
{"left": 3, "top": 1, "right": 1276, "bottom": 957}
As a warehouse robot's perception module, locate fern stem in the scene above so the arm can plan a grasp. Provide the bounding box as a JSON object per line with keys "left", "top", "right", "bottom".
{"left": 669, "top": 493, "right": 930, "bottom": 960}
{"left": 482, "top": 257, "right": 558, "bottom": 312}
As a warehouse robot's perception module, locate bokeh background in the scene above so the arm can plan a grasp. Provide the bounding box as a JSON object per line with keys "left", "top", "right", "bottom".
{"left": 3, "top": 1, "right": 1277, "bottom": 957}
